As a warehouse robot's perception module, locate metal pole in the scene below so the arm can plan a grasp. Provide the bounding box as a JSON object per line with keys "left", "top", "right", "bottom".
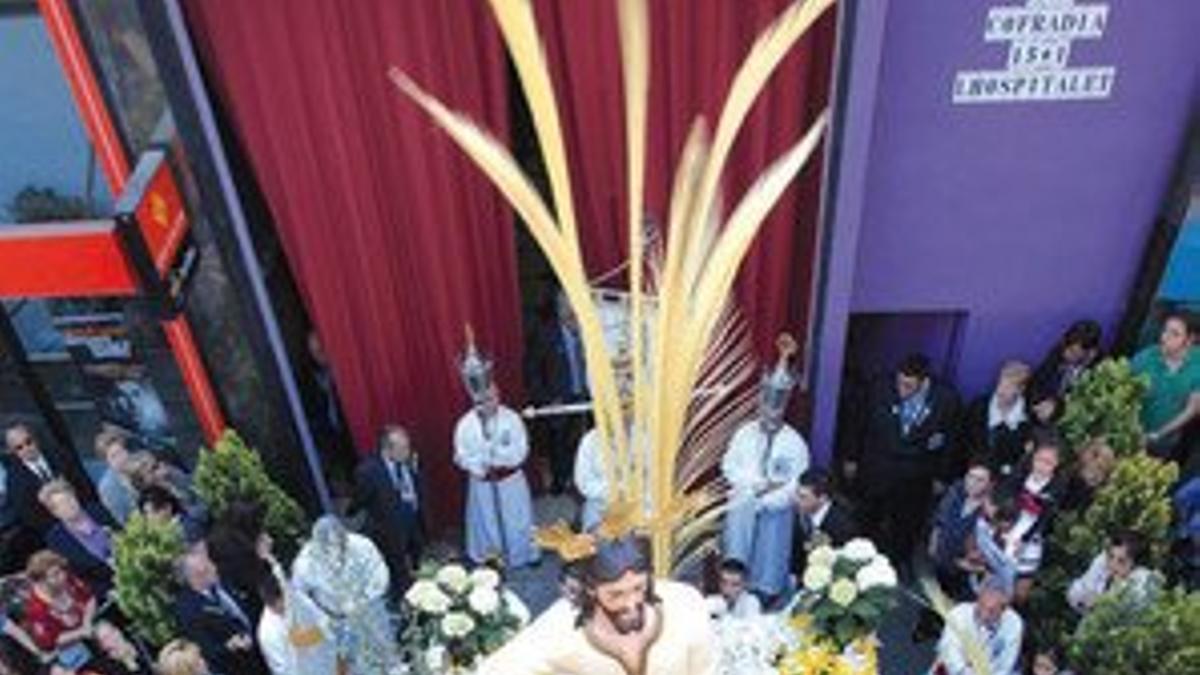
{"left": 149, "top": 0, "right": 332, "bottom": 512}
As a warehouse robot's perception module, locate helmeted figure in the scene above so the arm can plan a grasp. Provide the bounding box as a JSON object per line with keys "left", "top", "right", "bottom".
{"left": 721, "top": 335, "right": 810, "bottom": 598}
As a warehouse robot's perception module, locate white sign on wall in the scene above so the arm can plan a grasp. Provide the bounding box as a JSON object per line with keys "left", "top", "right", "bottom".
{"left": 953, "top": 0, "right": 1116, "bottom": 104}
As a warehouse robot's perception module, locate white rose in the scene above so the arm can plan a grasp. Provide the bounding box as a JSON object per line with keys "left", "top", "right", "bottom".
{"left": 441, "top": 612, "right": 476, "bottom": 638}
{"left": 437, "top": 564, "right": 471, "bottom": 594}
{"left": 802, "top": 564, "right": 833, "bottom": 591}
{"left": 405, "top": 579, "right": 438, "bottom": 607}
{"left": 841, "top": 538, "right": 878, "bottom": 562}
{"left": 468, "top": 586, "right": 500, "bottom": 615}
{"left": 808, "top": 545, "right": 837, "bottom": 568}
{"left": 829, "top": 578, "right": 858, "bottom": 607}
{"left": 424, "top": 645, "right": 446, "bottom": 671}
{"left": 420, "top": 588, "right": 452, "bottom": 614}
{"left": 855, "top": 560, "right": 898, "bottom": 591}
{"left": 470, "top": 567, "right": 501, "bottom": 590}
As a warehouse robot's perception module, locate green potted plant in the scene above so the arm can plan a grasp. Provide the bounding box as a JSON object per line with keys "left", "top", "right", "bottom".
{"left": 1069, "top": 587, "right": 1200, "bottom": 675}
{"left": 1056, "top": 453, "right": 1178, "bottom": 569}
{"left": 112, "top": 513, "right": 186, "bottom": 647}
{"left": 1059, "top": 358, "right": 1148, "bottom": 459}
{"left": 194, "top": 429, "right": 309, "bottom": 560}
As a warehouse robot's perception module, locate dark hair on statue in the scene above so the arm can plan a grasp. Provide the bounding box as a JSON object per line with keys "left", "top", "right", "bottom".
{"left": 559, "top": 559, "right": 583, "bottom": 583}
{"left": 575, "top": 535, "right": 659, "bottom": 628}
{"left": 719, "top": 558, "right": 748, "bottom": 576}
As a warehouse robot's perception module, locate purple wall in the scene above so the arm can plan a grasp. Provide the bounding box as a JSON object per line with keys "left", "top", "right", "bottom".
{"left": 811, "top": 0, "right": 1200, "bottom": 460}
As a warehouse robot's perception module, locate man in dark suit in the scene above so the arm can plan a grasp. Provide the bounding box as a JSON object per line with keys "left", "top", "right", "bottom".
{"left": 527, "top": 290, "right": 590, "bottom": 493}
{"left": 3, "top": 422, "right": 70, "bottom": 534}
{"left": 791, "top": 468, "right": 859, "bottom": 576}
{"left": 174, "top": 540, "right": 268, "bottom": 675}
{"left": 352, "top": 424, "right": 424, "bottom": 599}
{"left": 846, "top": 354, "right": 961, "bottom": 569}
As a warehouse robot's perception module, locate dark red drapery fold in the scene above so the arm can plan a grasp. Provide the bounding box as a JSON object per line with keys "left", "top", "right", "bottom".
{"left": 534, "top": 0, "right": 835, "bottom": 367}
{"left": 184, "top": 0, "right": 522, "bottom": 529}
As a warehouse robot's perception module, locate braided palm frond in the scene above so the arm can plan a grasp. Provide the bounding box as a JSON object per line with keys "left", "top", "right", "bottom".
{"left": 391, "top": 0, "right": 836, "bottom": 576}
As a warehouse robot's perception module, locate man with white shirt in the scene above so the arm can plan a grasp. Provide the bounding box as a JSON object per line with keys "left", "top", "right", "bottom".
{"left": 455, "top": 334, "right": 539, "bottom": 568}
{"left": 722, "top": 337, "right": 809, "bottom": 600}
{"left": 935, "top": 575, "right": 1023, "bottom": 675}
{"left": 706, "top": 559, "right": 762, "bottom": 620}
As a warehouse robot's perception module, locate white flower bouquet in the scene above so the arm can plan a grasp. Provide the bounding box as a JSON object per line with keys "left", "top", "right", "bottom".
{"left": 712, "top": 612, "right": 800, "bottom": 675}
{"left": 796, "top": 538, "right": 898, "bottom": 651}
{"left": 401, "top": 563, "right": 528, "bottom": 673}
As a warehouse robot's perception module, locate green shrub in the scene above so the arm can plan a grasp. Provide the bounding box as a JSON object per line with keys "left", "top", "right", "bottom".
{"left": 1069, "top": 587, "right": 1200, "bottom": 675}
{"left": 1059, "top": 358, "right": 1148, "bottom": 459}
{"left": 194, "top": 429, "right": 309, "bottom": 560}
{"left": 1056, "top": 454, "right": 1177, "bottom": 569}
{"left": 1028, "top": 453, "right": 1177, "bottom": 651}
{"left": 113, "top": 514, "right": 185, "bottom": 647}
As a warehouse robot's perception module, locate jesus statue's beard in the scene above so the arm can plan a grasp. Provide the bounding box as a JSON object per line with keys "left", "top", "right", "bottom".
{"left": 600, "top": 602, "right": 646, "bottom": 635}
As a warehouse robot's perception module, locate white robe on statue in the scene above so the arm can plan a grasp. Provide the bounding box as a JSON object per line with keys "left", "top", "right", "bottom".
{"left": 574, "top": 426, "right": 652, "bottom": 532}
{"left": 454, "top": 405, "right": 540, "bottom": 567}
{"left": 478, "top": 580, "right": 716, "bottom": 675}
{"left": 291, "top": 533, "right": 400, "bottom": 674}
{"left": 721, "top": 420, "right": 809, "bottom": 596}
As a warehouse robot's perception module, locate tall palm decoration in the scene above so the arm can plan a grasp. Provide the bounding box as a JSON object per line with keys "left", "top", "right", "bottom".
{"left": 391, "top": 0, "right": 835, "bottom": 575}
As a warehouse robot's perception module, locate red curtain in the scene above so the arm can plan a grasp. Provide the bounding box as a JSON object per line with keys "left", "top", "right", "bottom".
{"left": 184, "top": 0, "right": 522, "bottom": 529}
{"left": 535, "top": 0, "right": 835, "bottom": 366}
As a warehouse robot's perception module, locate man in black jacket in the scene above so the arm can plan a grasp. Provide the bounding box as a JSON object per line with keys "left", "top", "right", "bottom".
{"left": 352, "top": 424, "right": 424, "bottom": 599}
{"left": 846, "top": 354, "right": 960, "bottom": 570}
{"left": 3, "top": 423, "right": 72, "bottom": 534}
{"left": 791, "top": 468, "right": 859, "bottom": 578}
{"left": 173, "top": 540, "right": 268, "bottom": 675}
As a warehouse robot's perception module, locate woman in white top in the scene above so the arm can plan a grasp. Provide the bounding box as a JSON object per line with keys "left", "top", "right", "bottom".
{"left": 1067, "top": 530, "right": 1158, "bottom": 613}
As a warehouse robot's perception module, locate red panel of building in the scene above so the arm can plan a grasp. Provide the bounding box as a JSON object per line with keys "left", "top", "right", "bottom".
{"left": 0, "top": 221, "right": 137, "bottom": 298}
{"left": 131, "top": 153, "right": 190, "bottom": 276}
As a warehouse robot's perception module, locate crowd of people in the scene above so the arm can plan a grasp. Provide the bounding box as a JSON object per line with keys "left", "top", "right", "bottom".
{"left": 1, "top": 305, "right": 1196, "bottom": 674}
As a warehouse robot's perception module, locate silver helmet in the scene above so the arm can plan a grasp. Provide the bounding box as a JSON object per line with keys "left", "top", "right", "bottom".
{"left": 459, "top": 324, "right": 494, "bottom": 404}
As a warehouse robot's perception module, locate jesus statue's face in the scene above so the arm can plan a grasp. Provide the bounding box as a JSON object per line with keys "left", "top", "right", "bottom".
{"left": 591, "top": 569, "right": 650, "bottom": 635}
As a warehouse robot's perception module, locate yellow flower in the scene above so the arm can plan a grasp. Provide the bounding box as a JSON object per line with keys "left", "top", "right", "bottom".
{"left": 789, "top": 614, "right": 813, "bottom": 633}
{"left": 829, "top": 578, "right": 858, "bottom": 607}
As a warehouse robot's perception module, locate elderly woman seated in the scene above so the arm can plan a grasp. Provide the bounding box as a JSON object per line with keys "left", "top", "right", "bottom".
{"left": 40, "top": 480, "right": 116, "bottom": 599}
{"left": 5, "top": 551, "right": 143, "bottom": 674}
